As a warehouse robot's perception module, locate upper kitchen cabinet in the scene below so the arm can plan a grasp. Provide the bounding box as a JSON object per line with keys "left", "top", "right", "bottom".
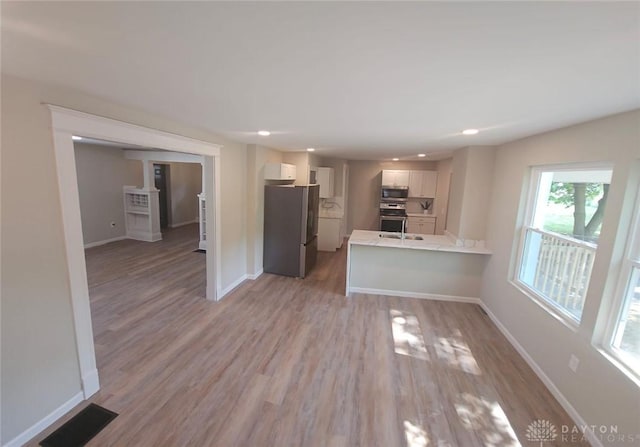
{"left": 317, "top": 167, "right": 335, "bottom": 198}
{"left": 408, "top": 170, "right": 438, "bottom": 198}
{"left": 265, "top": 162, "right": 296, "bottom": 181}
{"left": 382, "top": 170, "right": 410, "bottom": 187}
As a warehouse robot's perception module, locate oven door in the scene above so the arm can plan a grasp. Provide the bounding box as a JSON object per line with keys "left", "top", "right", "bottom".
{"left": 380, "top": 216, "right": 406, "bottom": 232}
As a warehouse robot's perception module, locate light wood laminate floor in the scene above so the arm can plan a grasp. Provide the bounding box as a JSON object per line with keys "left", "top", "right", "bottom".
{"left": 29, "top": 224, "right": 587, "bottom": 446}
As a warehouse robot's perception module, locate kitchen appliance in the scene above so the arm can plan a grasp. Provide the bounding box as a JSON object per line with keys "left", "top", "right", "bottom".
{"left": 264, "top": 185, "right": 319, "bottom": 278}
{"left": 379, "top": 201, "right": 407, "bottom": 232}
{"left": 381, "top": 185, "right": 409, "bottom": 201}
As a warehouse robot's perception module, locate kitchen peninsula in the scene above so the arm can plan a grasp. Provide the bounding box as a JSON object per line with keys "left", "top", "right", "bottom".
{"left": 346, "top": 230, "right": 492, "bottom": 300}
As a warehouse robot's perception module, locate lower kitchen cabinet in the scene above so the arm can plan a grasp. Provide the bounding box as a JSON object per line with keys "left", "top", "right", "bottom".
{"left": 318, "top": 217, "right": 343, "bottom": 251}
{"left": 407, "top": 216, "right": 436, "bottom": 235}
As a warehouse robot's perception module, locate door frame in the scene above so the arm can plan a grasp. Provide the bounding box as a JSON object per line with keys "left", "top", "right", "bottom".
{"left": 47, "top": 105, "right": 222, "bottom": 399}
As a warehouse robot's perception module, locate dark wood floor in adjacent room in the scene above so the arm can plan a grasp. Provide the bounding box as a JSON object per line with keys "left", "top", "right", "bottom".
{"left": 28, "top": 224, "right": 587, "bottom": 446}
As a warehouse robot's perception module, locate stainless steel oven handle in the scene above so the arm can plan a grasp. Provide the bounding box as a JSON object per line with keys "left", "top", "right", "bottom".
{"left": 380, "top": 216, "right": 407, "bottom": 221}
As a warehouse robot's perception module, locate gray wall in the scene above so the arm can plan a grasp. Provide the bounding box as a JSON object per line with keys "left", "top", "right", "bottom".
{"left": 347, "top": 160, "right": 438, "bottom": 233}
{"left": 482, "top": 109, "right": 640, "bottom": 440}
{"left": 1, "top": 74, "right": 248, "bottom": 444}
{"left": 74, "top": 144, "right": 143, "bottom": 245}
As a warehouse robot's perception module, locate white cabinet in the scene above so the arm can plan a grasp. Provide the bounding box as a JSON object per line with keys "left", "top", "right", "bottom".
{"left": 123, "top": 187, "right": 162, "bottom": 242}
{"left": 382, "top": 170, "right": 410, "bottom": 187}
{"left": 318, "top": 217, "right": 342, "bottom": 251}
{"left": 317, "top": 167, "right": 334, "bottom": 198}
{"left": 407, "top": 216, "right": 436, "bottom": 235}
{"left": 408, "top": 170, "right": 438, "bottom": 198}
{"left": 265, "top": 163, "right": 296, "bottom": 181}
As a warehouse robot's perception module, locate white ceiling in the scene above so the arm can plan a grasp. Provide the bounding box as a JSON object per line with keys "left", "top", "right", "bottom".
{"left": 2, "top": 2, "right": 639, "bottom": 160}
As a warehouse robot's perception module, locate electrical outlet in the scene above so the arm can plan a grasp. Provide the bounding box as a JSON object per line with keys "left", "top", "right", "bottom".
{"left": 110, "top": 221, "right": 116, "bottom": 228}
{"left": 569, "top": 354, "right": 579, "bottom": 372}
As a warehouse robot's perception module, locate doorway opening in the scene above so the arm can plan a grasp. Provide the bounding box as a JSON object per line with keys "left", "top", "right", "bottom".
{"left": 48, "top": 105, "right": 222, "bottom": 401}
{"left": 73, "top": 139, "right": 208, "bottom": 403}
{"left": 154, "top": 164, "right": 171, "bottom": 229}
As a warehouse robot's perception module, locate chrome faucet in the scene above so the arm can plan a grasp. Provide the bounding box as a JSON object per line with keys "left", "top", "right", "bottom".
{"left": 401, "top": 218, "right": 406, "bottom": 240}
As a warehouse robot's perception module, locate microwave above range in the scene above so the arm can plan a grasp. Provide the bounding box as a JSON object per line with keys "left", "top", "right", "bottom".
{"left": 381, "top": 186, "right": 409, "bottom": 201}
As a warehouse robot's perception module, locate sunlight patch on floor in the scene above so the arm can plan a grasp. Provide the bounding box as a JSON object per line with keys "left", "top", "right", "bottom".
{"left": 435, "top": 336, "right": 481, "bottom": 375}
{"left": 390, "top": 309, "right": 429, "bottom": 360}
{"left": 454, "top": 393, "right": 521, "bottom": 447}
{"left": 404, "top": 420, "right": 429, "bottom": 447}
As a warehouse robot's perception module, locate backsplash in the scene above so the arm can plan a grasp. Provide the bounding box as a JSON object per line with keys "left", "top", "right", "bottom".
{"left": 406, "top": 198, "right": 434, "bottom": 215}
{"left": 320, "top": 196, "right": 344, "bottom": 211}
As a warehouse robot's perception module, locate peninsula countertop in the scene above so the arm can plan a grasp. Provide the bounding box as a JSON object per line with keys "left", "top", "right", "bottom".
{"left": 348, "top": 230, "right": 492, "bottom": 255}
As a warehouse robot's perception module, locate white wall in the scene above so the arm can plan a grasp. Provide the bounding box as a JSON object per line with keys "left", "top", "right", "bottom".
{"left": 347, "top": 160, "right": 438, "bottom": 233}
{"left": 74, "top": 143, "right": 143, "bottom": 245}
{"left": 446, "top": 146, "right": 496, "bottom": 242}
{"left": 0, "top": 74, "right": 248, "bottom": 444}
{"left": 435, "top": 158, "right": 452, "bottom": 235}
{"left": 350, "top": 245, "right": 488, "bottom": 298}
{"left": 167, "top": 162, "right": 201, "bottom": 227}
{"left": 482, "top": 110, "right": 640, "bottom": 442}
{"left": 282, "top": 151, "right": 311, "bottom": 185}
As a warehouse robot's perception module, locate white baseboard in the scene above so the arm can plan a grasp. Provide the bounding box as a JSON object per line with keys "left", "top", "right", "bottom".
{"left": 127, "top": 231, "right": 162, "bottom": 242}
{"left": 479, "top": 302, "right": 603, "bottom": 447}
{"left": 83, "top": 236, "right": 126, "bottom": 249}
{"left": 347, "top": 287, "right": 481, "bottom": 304}
{"left": 81, "top": 368, "right": 100, "bottom": 399}
{"left": 219, "top": 274, "right": 248, "bottom": 298}
{"left": 3, "top": 391, "right": 84, "bottom": 447}
{"left": 247, "top": 269, "right": 263, "bottom": 280}
{"left": 169, "top": 219, "right": 198, "bottom": 228}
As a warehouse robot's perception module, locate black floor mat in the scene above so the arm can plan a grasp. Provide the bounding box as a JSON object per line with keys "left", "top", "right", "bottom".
{"left": 40, "top": 403, "right": 117, "bottom": 447}
{"left": 193, "top": 249, "right": 206, "bottom": 253}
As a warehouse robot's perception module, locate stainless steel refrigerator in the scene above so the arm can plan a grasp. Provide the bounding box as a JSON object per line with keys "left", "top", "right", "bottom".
{"left": 264, "top": 185, "right": 319, "bottom": 278}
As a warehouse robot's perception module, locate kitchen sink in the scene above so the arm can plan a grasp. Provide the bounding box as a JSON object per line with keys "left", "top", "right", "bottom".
{"left": 379, "top": 234, "right": 423, "bottom": 241}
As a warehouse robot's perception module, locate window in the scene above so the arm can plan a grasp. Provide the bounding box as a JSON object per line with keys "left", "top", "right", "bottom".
{"left": 515, "top": 166, "right": 612, "bottom": 325}
{"left": 606, "top": 186, "right": 640, "bottom": 377}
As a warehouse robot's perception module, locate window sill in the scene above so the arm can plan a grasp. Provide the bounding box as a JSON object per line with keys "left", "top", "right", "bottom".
{"left": 508, "top": 279, "right": 580, "bottom": 333}
{"left": 595, "top": 347, "right": 640, "bottom": 388}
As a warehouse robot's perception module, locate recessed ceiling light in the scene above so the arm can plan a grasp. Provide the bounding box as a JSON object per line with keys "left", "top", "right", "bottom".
{"left": 258, "top": 130, "right": 271, "bottom": 136}
{"left": 418, "top": 153, "right": 426, "bottom": 157}
{"left": 462, "top": 129, "right": 479, "bottom": 135}
{"left": 72, "top": 136, "right": 83, "bottom": 141}
{"left": 392, "top": 158, "right": 399, "bottom": 161}
{"left": 307, "top": 148, "right": 315, "bottom": 152}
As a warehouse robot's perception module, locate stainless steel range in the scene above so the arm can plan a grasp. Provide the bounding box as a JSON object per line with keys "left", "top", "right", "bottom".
{"left": 379, "top": 201, "right": 407, "bottom": 232}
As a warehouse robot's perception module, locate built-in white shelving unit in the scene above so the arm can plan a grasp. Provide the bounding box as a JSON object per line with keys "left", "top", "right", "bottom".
{"left": 123, "top": 187, "right": 162, "bottom": 242}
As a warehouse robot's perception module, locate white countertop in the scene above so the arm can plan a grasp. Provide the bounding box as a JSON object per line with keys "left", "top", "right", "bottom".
{"left": 348, "top": 230, "right": 492, "bottom": 255}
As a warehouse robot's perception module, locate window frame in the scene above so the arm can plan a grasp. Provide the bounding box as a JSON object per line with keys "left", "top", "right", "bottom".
{"left": 512, "top": 162, "right": 613, "bottom": 329}
{"left": 601, "top": 183, "right": 640, "bottom": 380}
